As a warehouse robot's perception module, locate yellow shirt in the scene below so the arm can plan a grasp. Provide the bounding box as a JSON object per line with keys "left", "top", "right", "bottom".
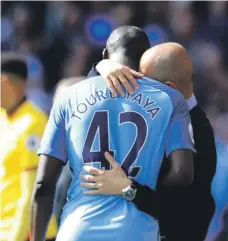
{"left": 0, "top": 100, "right": 58, "bottom": 240}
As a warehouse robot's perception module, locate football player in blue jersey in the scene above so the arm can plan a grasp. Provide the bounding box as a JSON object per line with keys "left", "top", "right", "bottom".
{"left": 31, "top": 26, "right": 194, "bottom": 241}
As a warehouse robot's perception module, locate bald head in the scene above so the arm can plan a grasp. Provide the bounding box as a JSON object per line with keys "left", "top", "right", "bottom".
{"left": 140, "top": 43, "right": 193, "bottom": 98}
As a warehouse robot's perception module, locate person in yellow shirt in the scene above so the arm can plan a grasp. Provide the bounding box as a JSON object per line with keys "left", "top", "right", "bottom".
{"left": 0, "top": 53, "right": 58, "bottom": 241}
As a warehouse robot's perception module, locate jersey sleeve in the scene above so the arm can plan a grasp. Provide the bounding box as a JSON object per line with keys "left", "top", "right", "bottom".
{"left": 37, "top": 94, "right": 68, "bottom": 164}
{"left": 165, "top": 93, "right": 196, "bottom": 158}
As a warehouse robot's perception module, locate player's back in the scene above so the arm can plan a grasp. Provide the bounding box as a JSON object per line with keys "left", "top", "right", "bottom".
{"left": 49, "top": 76, "right": 188, "bottom": 241}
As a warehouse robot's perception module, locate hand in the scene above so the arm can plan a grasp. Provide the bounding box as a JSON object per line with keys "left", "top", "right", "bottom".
{"left": 96, "top": 59, "right": 143, "bottom": 97}
{"left": 80, "top": 152, "right": 132, "bottom": 195}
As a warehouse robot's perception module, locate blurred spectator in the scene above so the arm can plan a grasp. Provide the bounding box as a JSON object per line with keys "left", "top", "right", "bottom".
{"left": 62, "top": 43, "right": 90, "bottom": 78}
{"left": 1, "top": 16, "right": 14, "bottom": 45}
{"left": 169, "top": 1, "right": 197, "bottom": 47}
{"left": 145, "top": 1, "right": 168, "bottom": 27}
{"left": 110, "top": 3, "right": 135, "bottom": 26}
{"left": 144, "top": 24, "right": 168, "bottom": 46}
{"left": 24, "top": 54, "right": 53, "bottom": 113}
{"left": 3, "top": 2, "right": 46, "bottom": 53}
{"left": 40, "top": 1, "right": 85, "bottom": 93}
{"left": 90, "top": 1, "right": 110, "bottom": 14}
{"left": 59, "top": 2, "right": 85, "bottom": 49}
{"left": 208, "top": 1, "right": 228, "bottom": 27}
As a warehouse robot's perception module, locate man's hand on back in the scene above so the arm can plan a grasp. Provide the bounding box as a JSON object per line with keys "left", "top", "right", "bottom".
{"left": 80, "top": 152, "right": 132, "bottom": 195}
{"left": 96, "top": 59, "right": 142, "bottom": 97}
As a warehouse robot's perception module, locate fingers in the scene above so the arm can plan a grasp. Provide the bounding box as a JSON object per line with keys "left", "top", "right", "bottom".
{"left": 109, "top": 74, "right": 125, "bottom": 97}
{"left": 104, "top": 152, "right": 120, "bottom": 170}
{"left": 80, "top": 174, "right": 100, "bottom": 182}
{"left": 130, "top": 70, "right": 144, "bottom": 78}
{"left": 107, "top": 67, "right": 142, "bottom": 96}
{"left": 124, "top": 70, "right": 140, "bottom": 91}
{"left": 80, "top": 182, "right": 102, "bottom": 189}
{"left": 83, "top": 165, "right": 104, "bottom": 176}
{"left": 117, "top": 72, "right": 134, "bottom": 95}
{"left": 107, "top": 79, "right": 117, "bottom": 97}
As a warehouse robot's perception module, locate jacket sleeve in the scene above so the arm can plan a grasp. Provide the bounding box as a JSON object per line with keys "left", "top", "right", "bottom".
{"left": 190, "top": 105, "right": 216, "bottom": 187}
{"left": 87, "top": 63, "right": 100, "bottom": 78}
{"left": 132, "top": 182, "right": 161, "bottom": 218}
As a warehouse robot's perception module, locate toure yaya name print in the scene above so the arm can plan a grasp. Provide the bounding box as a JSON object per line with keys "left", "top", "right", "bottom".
{"left": 71, "top": 90, "right": 160, "bottom": 120}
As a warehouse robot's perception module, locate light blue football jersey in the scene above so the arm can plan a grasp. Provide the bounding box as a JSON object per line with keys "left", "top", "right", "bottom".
{"left": 38, "top": 76, "right": 195, "bottom": 241}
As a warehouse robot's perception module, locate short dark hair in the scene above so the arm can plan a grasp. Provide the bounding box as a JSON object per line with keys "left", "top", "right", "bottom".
{"left": 1, "top": 52, "right": 28, "bottom": 80}
{"left": 106, "top": 26, "right": 150, "bottom": 70}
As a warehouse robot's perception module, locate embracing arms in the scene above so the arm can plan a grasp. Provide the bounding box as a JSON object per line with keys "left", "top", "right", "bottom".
{"left": 85, "top": 59, "right": 194, "bottom": 218}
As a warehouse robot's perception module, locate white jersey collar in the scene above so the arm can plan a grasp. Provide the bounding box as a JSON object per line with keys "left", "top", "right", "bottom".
{"left": 187, "top": 95, "right": 197, "bottom": 110}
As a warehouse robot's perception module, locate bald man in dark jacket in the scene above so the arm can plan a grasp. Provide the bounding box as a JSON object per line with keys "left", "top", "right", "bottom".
{"left": 87, "top": 43, "right": 216, "bottom": 241}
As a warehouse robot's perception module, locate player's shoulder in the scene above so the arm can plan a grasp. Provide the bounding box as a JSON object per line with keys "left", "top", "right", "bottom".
{"left": 80, "top": 76, "right": 104, "bottom": 84}
{"left": 26, "top": 101, "right": 48, "bottom": 120}
{"left": 53, "top": 85, "right": 75, "bottom": 107}
{"left": 66, "top": 76, "right": 103, "bottom": 89}
{"left": 59, "top": 76, "right": 106, "bottom": 101}
{"left": 141, "top": 77, "right": 186, "bottom": 108}
{"left": 25, "top": 101, "right": 48, "bottom": 130}
{"left": 54, "top": 76, "right": 102, "bottom": 97}
{"left": 17, "top": 102, "right": 47, "bottom": 152}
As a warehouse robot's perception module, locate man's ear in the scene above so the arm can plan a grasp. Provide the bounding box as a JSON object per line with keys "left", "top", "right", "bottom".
{"left": 165, "top": 81, "right": 177, "bottom": 89}
{"left": 102, "top": 48, "right": 108, "bottom": 59}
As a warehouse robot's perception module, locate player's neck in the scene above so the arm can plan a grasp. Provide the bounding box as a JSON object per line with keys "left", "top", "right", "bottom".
{"left": 6, "top": 95, "right": 27, "bottom": 116}
{"left": 109, "top": 55, "right": 139, "bottom": 71}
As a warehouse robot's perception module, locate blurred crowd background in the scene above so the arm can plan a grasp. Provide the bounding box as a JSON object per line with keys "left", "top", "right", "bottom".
{"left": 1, "top": 1, "right": 228, "bottom": 240}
